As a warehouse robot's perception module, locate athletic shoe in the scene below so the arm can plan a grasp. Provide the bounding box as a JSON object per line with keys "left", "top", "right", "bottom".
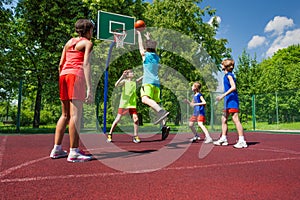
{"left": 133, "top": 136, "right": 141, "bottom": 143}
{"left": 67, "top": 150, "right": 92, "bottom": 163}
{"left": 213, "top": 138, "right": 229, "bottom": 146}
{"left": 204, "top": 137, "right": 213, "bottom": 144}
{"left": 190, "top": 135, "right": 201, "bottom": 142}
{"left": 106, "top": 134, "right": 112, "bottom": 143}
{"left": 50, "top": 149, "right": 68, "bottom": 159}
{"left": 233, "top": 140, "right": 248, "bottom": 148}
{"left": 162, "top": 126, "right": 170, "bottom": 140}
{"left": 153, "top": 109, "right": 169, "bottom": 125}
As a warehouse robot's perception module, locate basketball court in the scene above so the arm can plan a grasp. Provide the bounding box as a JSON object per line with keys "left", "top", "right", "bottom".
{"left": 0, "top": 132, "right": 299, "bottom": 199}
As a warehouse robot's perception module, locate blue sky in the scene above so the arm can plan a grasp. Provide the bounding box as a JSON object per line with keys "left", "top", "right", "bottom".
{"left": 146, "top": 0, "right": 300, "bottom": 63}
{"left": 201, "top": 0, "right": 300, "bottom": 62}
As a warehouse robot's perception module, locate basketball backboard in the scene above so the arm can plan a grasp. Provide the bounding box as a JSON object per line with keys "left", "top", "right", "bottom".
{"left": 97, "top": 10, "right": 135, "bottom": 45}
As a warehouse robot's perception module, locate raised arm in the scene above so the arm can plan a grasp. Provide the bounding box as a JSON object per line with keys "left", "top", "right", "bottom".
{"left": 137, "top": 31, "right": 145, "bottom": 56}
{"left": 115, "top": 70, "right": 127, "bottom": 87}
{"left": 136, "top": 76, "right": 143, "bottom": 83}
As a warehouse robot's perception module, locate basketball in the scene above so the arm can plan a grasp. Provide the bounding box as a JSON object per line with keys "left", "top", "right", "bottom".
{"left": 135, "top": 20, "right": 146, "bottom": 31}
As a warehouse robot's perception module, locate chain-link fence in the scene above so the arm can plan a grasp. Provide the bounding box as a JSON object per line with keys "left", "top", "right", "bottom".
{"left": 209, "top": 90, "right": 300, "bottom": 131}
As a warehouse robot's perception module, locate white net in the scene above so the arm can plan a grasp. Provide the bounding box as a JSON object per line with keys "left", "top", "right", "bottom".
{"left": 112, "top": 30, "right": 127, "bottom": 48}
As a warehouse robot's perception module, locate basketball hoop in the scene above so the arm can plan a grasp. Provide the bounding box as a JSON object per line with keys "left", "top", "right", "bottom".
{"left": 112, "top": 29, "right": 127, "bottom": 48}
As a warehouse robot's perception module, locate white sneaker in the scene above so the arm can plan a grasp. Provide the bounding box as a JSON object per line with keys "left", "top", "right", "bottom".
{"left": 50, "top": 149, "right": 68, "bottom": 159}
{"left": 67, "top": 150, "right": 92, "bottom": 163}
{"left": 190, "top": 135, "right": 201, "bottom": 142}
{"left": 213, "top": 138, "right": 228, "bottom": 146}
{"left": 204, "top": 137, "right": 213, "bottom": 144}
{"left": 233, "top": 140, "right": 248, "bottom": 148}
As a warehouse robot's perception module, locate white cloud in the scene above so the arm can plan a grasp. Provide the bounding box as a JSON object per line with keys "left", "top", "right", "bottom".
{"left": 247, "top": 35, "right": 266, "bottom": 49}
{"left": 208, "top": 16, "right": 221, "bottom": 27}
{"left": 264, "top": 16, "right": 294, "bottom": 36}
{"left": 266, "top": 28, "right": 300, "bottom": 57}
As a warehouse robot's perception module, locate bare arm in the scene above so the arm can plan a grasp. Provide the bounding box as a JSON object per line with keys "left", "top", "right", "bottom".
{"left": 137, "top": 31, "right": 145, "bottom": 56}
{"left": 136, "top": 76, "right": 143, "bottom": 83}
{"left": 184, "top": 96, "right": 206, "bottom": 107}
{"left": 58, "top": 43, "right": 69, "bottom": 74}
{"left": 115, "top": 71, "right": 127, "bottom": 87}
{"left": 82, "top": 41, "right": 93, "bottom": 103}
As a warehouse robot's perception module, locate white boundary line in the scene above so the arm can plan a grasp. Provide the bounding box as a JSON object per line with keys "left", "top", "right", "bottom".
{"left": 0, "top": 156, "right": 49, "bottom": 179}
{"left": 1, "top": 156, "right": 299, "bottom": 183}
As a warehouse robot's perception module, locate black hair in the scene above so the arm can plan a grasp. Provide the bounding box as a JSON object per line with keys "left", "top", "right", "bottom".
{"left": 75, "top": 19, "right": 94, "bottom": 37}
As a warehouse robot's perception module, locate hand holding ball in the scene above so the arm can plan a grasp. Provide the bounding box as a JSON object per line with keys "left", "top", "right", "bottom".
{"left": 135, "top": 20, "right": 146, "bottom": 32}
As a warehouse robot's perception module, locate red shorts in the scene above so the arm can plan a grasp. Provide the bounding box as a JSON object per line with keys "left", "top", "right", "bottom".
{"left": 118, "top": 108, "right": 137, "bottom": 115}
{"left": 59, "top": 74, "right": 86, "bottom": 101}
{"left": 223, "top": 108, "right": 239, "bottom": 114}
{"left": 189, "top": 115, "right": 205, "bottom": 122}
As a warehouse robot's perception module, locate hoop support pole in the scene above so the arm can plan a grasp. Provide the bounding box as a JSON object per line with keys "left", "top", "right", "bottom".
{"left": 103, "top": 41, "right": 116, "bottom": 133}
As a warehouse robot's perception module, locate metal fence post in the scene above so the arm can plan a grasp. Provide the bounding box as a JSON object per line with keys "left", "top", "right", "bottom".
{"left": 252, "top": 94, "right": 256, "bottom": 131}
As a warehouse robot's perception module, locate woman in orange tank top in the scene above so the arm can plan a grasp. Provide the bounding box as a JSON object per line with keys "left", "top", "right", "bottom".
{"left": 50, "top": 19, "right": 94, "bottom": 162}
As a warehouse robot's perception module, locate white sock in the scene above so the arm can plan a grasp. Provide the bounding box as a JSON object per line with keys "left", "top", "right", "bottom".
{"left": 239, "top": 136, "right": 245, "bottom": 142}
{"left": 220, "top": 135, "right": 227, "bottom": 140}
{"left": 54, "top": 144, "right": 62, "bottom": 151}
{"left": 70, "top": 148, "right": 79, "bottom": 154}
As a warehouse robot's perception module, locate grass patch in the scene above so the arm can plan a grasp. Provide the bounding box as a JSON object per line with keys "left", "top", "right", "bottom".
{"left": 1, "top": 121, "right": 299, "bottom": 135}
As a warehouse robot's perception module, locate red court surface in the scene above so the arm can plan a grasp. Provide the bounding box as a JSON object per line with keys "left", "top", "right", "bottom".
{"left": 0, "top": 132, "right": 299, "bottom": 200}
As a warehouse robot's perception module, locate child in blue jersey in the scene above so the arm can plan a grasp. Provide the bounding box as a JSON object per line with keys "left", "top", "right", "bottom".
{"left": 184, "top": 82, "right": 213, "bottom": 143}
{"left": 214, "top": 58, "right": 247, "bottom": 148}
{"left": 136, "top": 30, "right": 170, "bottom": 140}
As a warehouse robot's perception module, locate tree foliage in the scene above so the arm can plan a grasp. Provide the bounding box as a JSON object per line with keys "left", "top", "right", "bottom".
{"left": 1, "top": 0, "right": 231, "bottom": 129}
{"left": 235, "top": 45, "right": 300, "bottom": 124}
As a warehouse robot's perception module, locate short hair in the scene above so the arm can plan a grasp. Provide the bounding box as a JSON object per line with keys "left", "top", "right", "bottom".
{"left": 221, "top": 59, "right": 235, "bottom": 71}
{"left": 75, "top": 19, "right": 94, "bottom": 37}
{"left": 194, "top": 82, "right": 201, "bottom": 91}
{"left": 145, "top": 39, "right": 157, "bottom": 52}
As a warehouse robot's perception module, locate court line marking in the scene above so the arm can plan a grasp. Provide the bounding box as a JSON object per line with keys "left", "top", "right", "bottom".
{"left": 249, "top": 147, "right": 300, "bottom": 155}
{"left": 1, "top": 156, "right": 299, "bottom": 183}
{"left": 0, "top": 156, "right": 49, "bottom": 179}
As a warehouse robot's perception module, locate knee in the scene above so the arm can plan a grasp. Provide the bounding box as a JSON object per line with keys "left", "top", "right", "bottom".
{"left": 222, "top": 117, "right": 228, "bottom": 124}
{"left": 133, "top": 115, "right": 139, "bottom": 123}
{"left": 141, "top": 96, "right": 149, "bottom": 104}
{"left": 61, "top": 113, "right": 70, "bottom": 122}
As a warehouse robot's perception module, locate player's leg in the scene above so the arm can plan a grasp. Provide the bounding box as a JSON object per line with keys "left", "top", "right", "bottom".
{"left": 232, "top": 112, "right": 247, "bottom": 148}
{"left": 189, "top": 119, "right": 200, "bottom": 142}
{"left": 131, "top": 113, "right": 140, "bottom": 143}
{"left": 50, "top": 100, "right": 70, "bottom": 159}
{"left": 54, "top": 100, "right": 70, "bottom": 145}
{"left": 141, "top": 84, "right": 169, "bottom": 124}
{"left": 141, "top": 95, "right": 161, "bottom": 112}
{"left": 68, "top": 99, "right": 83, "bottom": 148}
{"left": 109, "top": 114, "right": 122, "bottom": 134}
{"left": 107, "top": 114, "right": 122, "bottom": 142}
{"left": 67, "top": 99, "right": 92, "bottom": 162}
{"left": 197, "top": 119, "right": 213, "bottom": 144}
{"left": 213, "top": 111, "right": 229, "bottom": 146}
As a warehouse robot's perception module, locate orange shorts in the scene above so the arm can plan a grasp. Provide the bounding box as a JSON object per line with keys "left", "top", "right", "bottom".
{"left": 59, "top": 74, "right": 86, "bottom": 101}
{"left": 189, "top": 115, "right": 205, "bottom": 122}
{"left": 223, "top": 108, "right": 239, "bottom": 114}
{"left": 118, "top": 108, "right": 137, "bottom": 115}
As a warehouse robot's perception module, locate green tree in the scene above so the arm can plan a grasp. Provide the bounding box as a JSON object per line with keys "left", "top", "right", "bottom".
{"left": 0, "top": 0, "right": 21, "bottom": 122}
{"left": 235, "top": 50, "right": 259, "bottom": 123}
